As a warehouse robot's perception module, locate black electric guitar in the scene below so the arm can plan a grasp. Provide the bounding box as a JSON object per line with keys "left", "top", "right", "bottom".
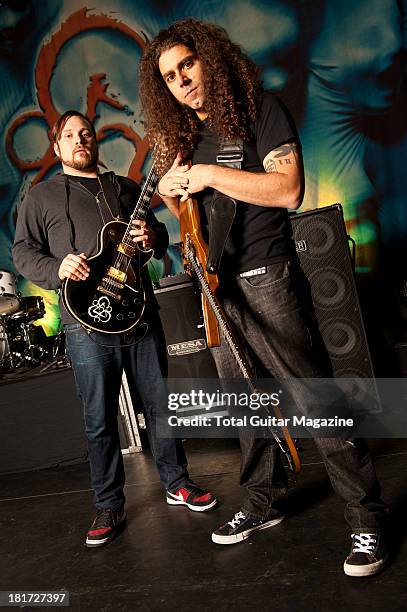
{"left": 62, "top": 165, "right": 159, "bottom": 334}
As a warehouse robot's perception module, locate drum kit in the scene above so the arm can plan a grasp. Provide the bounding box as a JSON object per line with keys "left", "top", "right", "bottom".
{"left": 0, "top": 270, "right": 58, "bottom": 373}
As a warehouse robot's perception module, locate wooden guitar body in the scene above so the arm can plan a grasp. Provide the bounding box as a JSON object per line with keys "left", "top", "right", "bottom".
{"left": 179, "top": 197, "right": 220, "bottom": 347}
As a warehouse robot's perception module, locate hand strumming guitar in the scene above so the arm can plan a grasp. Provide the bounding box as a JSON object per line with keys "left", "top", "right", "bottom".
{"left": 58, "top": 253, "right": 90, "bottom": 281}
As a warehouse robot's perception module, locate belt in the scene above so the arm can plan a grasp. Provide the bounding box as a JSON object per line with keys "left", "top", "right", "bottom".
{"left": 239, "top": 266, "right": 267, "bottom": 278}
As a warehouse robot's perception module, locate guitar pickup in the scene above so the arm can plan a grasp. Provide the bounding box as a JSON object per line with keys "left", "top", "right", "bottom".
{"left": 97, "top": 282, "right": 122, "bottom": 301}
{"left": 107, "top": 266, "right": 127, "bottom": 282}
{"left": 117, "top": 243, "right": 135, "bottom": 257}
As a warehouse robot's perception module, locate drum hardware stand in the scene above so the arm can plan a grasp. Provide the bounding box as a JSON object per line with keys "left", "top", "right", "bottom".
{"left": 5, "top": 320, "right": 43, "bottom": 369}
{"left": 40, "top": 331, "right": 70, "bottom": 373}
{"left": 0, "top": 315, "right": 15, "bottom": 370}
{"left": 39, "top": 353, "right": 70, "bottom": 373}
{"left": 21, "top": 320, "right": 43, "bottom": 366}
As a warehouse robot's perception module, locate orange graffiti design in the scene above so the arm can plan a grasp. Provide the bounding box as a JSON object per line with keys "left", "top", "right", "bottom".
{"left": 6, "top": 8, "right": 151, "bottom": 186}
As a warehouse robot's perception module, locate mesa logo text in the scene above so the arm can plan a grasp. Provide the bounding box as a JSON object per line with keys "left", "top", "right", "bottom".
{"left": 167, "top": 339, "right": 207, "bottom": 356}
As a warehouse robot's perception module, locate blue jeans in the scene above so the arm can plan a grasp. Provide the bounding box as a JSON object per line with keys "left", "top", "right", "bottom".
{"left": 65, "top": 318, "right": 189, "bottom": 510}
{"left": 211, "top": 258, "right": 388, "bottom": 532}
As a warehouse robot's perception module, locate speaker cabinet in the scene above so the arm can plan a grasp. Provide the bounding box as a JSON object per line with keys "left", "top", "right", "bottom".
{"left": 154, "top": 275, "right": 218, "bottom": 378}
{"left": 290, "top": 204, "right": 376, "bottom": 381}
{"left": 156, "top": 208, "right": 378, "bottom": 408}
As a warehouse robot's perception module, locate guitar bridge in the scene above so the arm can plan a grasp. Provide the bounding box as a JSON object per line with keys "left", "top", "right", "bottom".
{"left": 97, "top": 277, "right": 124, "bottom": 300}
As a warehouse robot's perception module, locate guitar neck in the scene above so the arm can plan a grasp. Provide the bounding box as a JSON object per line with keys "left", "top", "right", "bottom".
{"left": 184, "top": 236, "right": 255, "bottom": 389}
{"left": 120, "top": 164, "right": 159, "bottom": 249}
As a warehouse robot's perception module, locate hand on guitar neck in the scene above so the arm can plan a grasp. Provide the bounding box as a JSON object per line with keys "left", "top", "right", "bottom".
{"left": 129, "top": 220, "right": 157, "bottom": 250}
{"left": 156, "top": 153, "right": 189, "bottom": 217}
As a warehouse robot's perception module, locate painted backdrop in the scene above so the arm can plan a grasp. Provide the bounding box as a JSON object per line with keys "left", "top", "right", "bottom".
{"left": 1, "top": 0, "right": 406, "bottom": 343}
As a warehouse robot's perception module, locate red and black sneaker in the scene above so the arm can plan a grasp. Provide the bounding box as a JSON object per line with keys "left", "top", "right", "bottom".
{"left": 85, "top": 507, "right": 126, "bottom": 548}
{"left": 166, "top": 483, "right": 217, "bottom": 512}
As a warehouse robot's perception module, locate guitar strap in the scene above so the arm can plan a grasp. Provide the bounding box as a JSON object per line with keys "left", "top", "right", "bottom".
{"left": 97, "top": 172, "right": 123, "bottom": 220}
{"left": 63, "top": 174, "right": 76, "bottom": 251}
{"left": 206, "top": 139, "right": 243, "bottom": 274}
{"left": 63, "top": 172, "right": 123, "bottom": 250}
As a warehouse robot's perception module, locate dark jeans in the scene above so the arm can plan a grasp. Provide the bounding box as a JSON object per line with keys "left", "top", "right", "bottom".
{"left": 65, "top": 319, "right": 189, "bottom": 510}
{"left": 211, "top": 258, "right": 388, "bottom": 532}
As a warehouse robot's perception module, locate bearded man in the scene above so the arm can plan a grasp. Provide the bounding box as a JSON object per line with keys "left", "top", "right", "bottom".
{"left": 13, "top": 110, "right": 216, "bottom": 548}
{"left": 139, "top": 19, "right": 389, "bottom": 577}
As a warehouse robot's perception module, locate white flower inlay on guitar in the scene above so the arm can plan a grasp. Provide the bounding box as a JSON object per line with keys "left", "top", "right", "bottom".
{"left": 88, "top": 296, "right": 113, "bottom": 323}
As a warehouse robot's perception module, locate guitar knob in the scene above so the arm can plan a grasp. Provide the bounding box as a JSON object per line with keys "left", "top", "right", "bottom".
{"left": 122, "top": 299, "right": 129, "bottom": 307}
{"left": 116, "top": 314, "right": 124, "bottom": 320}
{"left": 129, "top": 312, "right": 135, "bottom": 318}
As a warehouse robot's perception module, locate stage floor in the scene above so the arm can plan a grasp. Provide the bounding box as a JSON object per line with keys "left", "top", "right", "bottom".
{"left": 0, "top": 438, "right": 406, "bottom": 612}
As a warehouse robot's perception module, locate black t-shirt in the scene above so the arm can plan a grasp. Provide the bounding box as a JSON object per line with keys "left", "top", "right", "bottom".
{"left": 192, "top": 91, "right": 297, "bottom": 274}
{"left": 68, "top": 175, "right": 100, "bottom": 196}
{"left": 67, "top": 175, "right": 113, "bottom": 225}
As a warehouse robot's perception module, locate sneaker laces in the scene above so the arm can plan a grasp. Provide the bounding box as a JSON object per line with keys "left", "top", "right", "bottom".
{"left": 93, "top": 508, "right": 115, "bottom": 529}
{"left": 351, "top": 533, "right": 377, "bottom": 554}
{"left": 182, "top": 483, "right": 206, "bottom": 496}
{"left": 228, "top": 511, "right": 247, "bottom": 529}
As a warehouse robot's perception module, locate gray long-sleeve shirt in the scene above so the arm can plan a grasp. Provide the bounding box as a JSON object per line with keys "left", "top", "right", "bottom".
{"left": 13, "top": 172, "right": 168, "bottom": 325}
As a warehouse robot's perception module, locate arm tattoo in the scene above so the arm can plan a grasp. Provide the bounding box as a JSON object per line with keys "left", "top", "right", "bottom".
{"left": 264, "top": 142, "right": 300, "bottom": 173}
{"left": 264, "top": 157, "right": 277, "bottom": 173}
{"left": 274, "top": 143, "right": 298, "bottom": 159}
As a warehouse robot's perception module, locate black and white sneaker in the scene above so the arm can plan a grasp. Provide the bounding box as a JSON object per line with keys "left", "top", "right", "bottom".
{"left": 344, "top": 532, "right": 388, "bottom": 577}
{"left": 166, "top": 484, "right": 217, "bottom": 512}
{"left": 85, "top": 507, "right": 126, "bottom": 548}
{"left": 212, "top": 510, "right": 284, "bottom": 545}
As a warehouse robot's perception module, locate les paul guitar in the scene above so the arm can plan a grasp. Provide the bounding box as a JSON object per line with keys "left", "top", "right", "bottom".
{"left": 62, "top": 165, "right": 159, "bottom": 334}
{"left": 179, "top": 196, "right": 301, "bottom": 473}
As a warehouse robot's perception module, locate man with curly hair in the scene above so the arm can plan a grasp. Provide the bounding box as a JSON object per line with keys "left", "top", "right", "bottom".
{"left": 139, "top": 19, "right": 389, "bottom": 577}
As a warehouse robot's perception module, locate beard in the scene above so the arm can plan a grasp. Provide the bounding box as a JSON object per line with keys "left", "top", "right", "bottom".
{"left": 62, "top": 148, "right": 98, "bottom": 171}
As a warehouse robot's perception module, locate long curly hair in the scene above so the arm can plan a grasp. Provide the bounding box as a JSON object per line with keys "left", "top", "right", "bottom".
{"left": 139, "top": 19, "right": 262, "bottom": 174}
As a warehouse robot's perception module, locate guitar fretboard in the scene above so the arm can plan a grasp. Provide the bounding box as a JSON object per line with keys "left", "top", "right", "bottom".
{"left": 120, "top": 164, "right": 160, "bottom": 249}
